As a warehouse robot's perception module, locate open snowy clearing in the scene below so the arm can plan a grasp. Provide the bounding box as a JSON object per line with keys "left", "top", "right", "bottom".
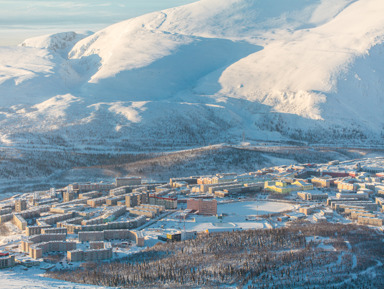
{"left": 0, "top": 267, "right": 108, "bottom": 289}
{"left": 143, "top": 200, "right": 294, "bottom": 245}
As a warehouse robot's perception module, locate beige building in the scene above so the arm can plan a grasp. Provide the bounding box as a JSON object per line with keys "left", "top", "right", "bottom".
{"left": 26, "top": 225, "right": 52, "bottom": 236}
{"left": 357, "top": 216, "right": 383, "bottom": 226}
{"left": 350, "top": 211, "right": 377, "bottom": 220}
{"left": 13, "top": 214, "right": 27, "bottom": 230}
{"left": 79, "top": 191, "right": 101, "bottom": 199}
{"left": 311, "top": 178, "right": 331, "bottom": 188}
{"left": 149, "top": 196, "right": 177, "bottom": 209}
{"left": 68, "top": 183, "right": 115, "bottom": 193}
{"left": 15, "top": 200, "right": 27, "bottom": 212}
{"left": 87, "top": 196, "right": 108, "bottom": 207}
{"left": 297, "top": 191, "right": 328, "bottom": 201}
{"left": 0, "top": 255, "right": 15, "bottom": 269}
{"left": 130, "top": 208, "right": 156, "bottom": 218}
{"left": 63, "top": 191, "right": 76, "bottom": 203}
{"left": 337, "top": 182, "right": 359, "bottom": 192}
{"left": 21, "top": 233, "right": 67, "bottom": 253}
{"left": 41, "top": 227, "right": 67, "bottom": 235}
{"left": 79, "top": 231, "right": 104, "bottom": 242}
{"left": 0, "top": 213, "right": 13, "bottom": 224}
{"left": 37, "top": 212, "right": 74, "bottom": 226}
{"left": 116, "top": 177, "right": 142, "bottom": 187}
{"left": 67, "top": 243, "right": 112, "bottom": 262}
{"left": 29, "top": 241, "right": 76, "bottom": 259}
{"left": 187, "top": 199, "right": 217, "bottom": 215}
{"left": 299, "top": 207, "right": 315, "bottom": 215}
{"left": 126, "top": 192, "right": 149, "bottom": 208}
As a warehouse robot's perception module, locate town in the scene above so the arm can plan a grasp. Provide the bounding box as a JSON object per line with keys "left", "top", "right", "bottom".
{"left": 1, "top": 156, "right": 384, "bottom": 273}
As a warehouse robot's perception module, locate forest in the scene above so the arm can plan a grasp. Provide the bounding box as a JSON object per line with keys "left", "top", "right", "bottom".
{"left": 48, "top": 222, "right": 384, "bottom": 288}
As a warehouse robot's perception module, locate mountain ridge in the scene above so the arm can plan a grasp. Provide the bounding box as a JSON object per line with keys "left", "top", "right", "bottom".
{"left": 0, "top": 0, "right": 384, "bottom": 151}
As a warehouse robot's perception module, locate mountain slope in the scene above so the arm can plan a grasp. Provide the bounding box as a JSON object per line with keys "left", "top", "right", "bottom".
{"left": 1, "top": 0, "right": 384, "bottom": 152}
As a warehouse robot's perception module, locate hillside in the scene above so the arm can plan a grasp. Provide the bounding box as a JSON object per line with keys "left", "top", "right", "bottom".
{"left": 0, "top": 0, "right": 384, "bottom": 188}
{"left": 1, "top": 0, "right": 384, "bottom": 149}
{"left": 49, "top": 223, "right": 384, "bottom": 288}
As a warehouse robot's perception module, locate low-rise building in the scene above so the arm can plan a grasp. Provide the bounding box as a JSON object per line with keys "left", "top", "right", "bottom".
{"left": 297, "top": 191, "right": 328, "bottom": 201}
{"left": 313, "top": 213, "right": 327, "bottom": 223}
{"left": 357, "top": 216, "right": 383, "bottom": 227}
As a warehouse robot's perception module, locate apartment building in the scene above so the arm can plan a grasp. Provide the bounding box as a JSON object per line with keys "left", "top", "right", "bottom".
{"left": 21, "top": 233, "right": 67, "bottom": 255}
{"left": 79, "top": 231, "right": 104, "bottom": 242}
{"left": 116, "top": 177, "right": 142, "bottom": 187}
{"left": 29, "top": 241, "right": 76, "bottom": 259}
{"left": 81, "top": 217, "right": 104, "bottom": 226}
{"left": 63, "top": 191, "right": 76, "bottom": 203}
{"left": 311, "top": 177, "right": 331, "bottom": 188}
{"left": 106, "top": 195, "right": 127, "bottom": 206}
{"left": 87, "top": 196, "right": 109, "bottom": 207}
{"left": 130, "top": 208, "right": 156, "bottom": 218}
{"left": 26, "top": 225, "right": 52, "bottom": 236}
{"left": 15, "top": 199, "right": 27, "bottom": 212}
{"left": 36, "top": 212, "right": 74, "bottom": 226}
{"left": 337, "top": 182, "right": 359, "bottom": 192}
{"left": 297, "top": 191, "right": 328, "bottom": 201}
{"left": 357, "top": 216, "right": 383, "bottom": 227}
{"left": 0, "top": 214, "right": 13, "bottom": 224}
{"left": 13, "top": 214, "right": 27, "bottom": 230}
{"left": 68, "top": 183, "right": 115, "bottom": 193}
{"left": 67, "top": 243, "right": 112, "bottom": 262}
{"left": 149, "top": 196, "right": 177, "bottom": 209}
{"left": 126, "top": 192, "right": 149, "bottom": 208}
{"left": 336, "top": 192, "right": 368, "bottom": 200}
{"left": 187, "top": 199, "right": 217, "bottom": 215}
{"left": 0, "top": 255, "right": 15, "bottom": 269}
{"left": 0, "top": 207, "right": 12, "bottom": 216}
{"left": 41, "top": 227, "right": 67, "bottom": 235}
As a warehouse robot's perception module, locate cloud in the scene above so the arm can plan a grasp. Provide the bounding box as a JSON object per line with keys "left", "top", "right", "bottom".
{"left": 0, "top": 0, "right": 197, "bottom": 45}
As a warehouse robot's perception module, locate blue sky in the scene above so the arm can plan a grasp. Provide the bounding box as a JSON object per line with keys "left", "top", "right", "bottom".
{"left": 0, "top": 0, "right": 197, "bottom": 46}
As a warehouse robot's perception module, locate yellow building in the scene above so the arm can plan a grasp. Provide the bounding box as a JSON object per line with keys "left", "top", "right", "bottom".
{"left": 292, "top": 180, "right": 314, "bottom": 191}
{"left": 264, "top": 181, "right": 299, "bottom": 194}
{"left": 265, "top": 180, "right": 312, "bottom": 194}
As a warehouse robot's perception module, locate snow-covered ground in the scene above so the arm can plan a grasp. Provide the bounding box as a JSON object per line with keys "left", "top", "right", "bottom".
{"left": 0, "top": 0, "right": 384, "bottom": 156}
{"left": 0, "top": 267, "right": 108, "bottom": 289}
{"left": 143, "top": 200, "right": 294, "bottom": 244}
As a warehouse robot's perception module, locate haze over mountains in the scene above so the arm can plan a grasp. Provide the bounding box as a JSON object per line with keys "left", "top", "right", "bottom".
{"left": 1, "top": 0, "right": 384, "bottom": 151}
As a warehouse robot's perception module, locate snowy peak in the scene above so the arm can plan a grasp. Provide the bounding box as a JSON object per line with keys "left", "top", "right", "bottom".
{"left": 1, "top": 0, "right": 384, "bottom": 148}
{"left": 20, "top": 31, "right": 93, "bottom": 58}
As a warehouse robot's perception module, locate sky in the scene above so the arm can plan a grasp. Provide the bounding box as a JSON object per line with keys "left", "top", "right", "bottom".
{"left": 0, "top": 0, "right": 197, "bottom": 46}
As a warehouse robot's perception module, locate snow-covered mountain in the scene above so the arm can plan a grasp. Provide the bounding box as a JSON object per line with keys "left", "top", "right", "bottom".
{"left": 1, "top": 0, "right": 384, "bottom": 151}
